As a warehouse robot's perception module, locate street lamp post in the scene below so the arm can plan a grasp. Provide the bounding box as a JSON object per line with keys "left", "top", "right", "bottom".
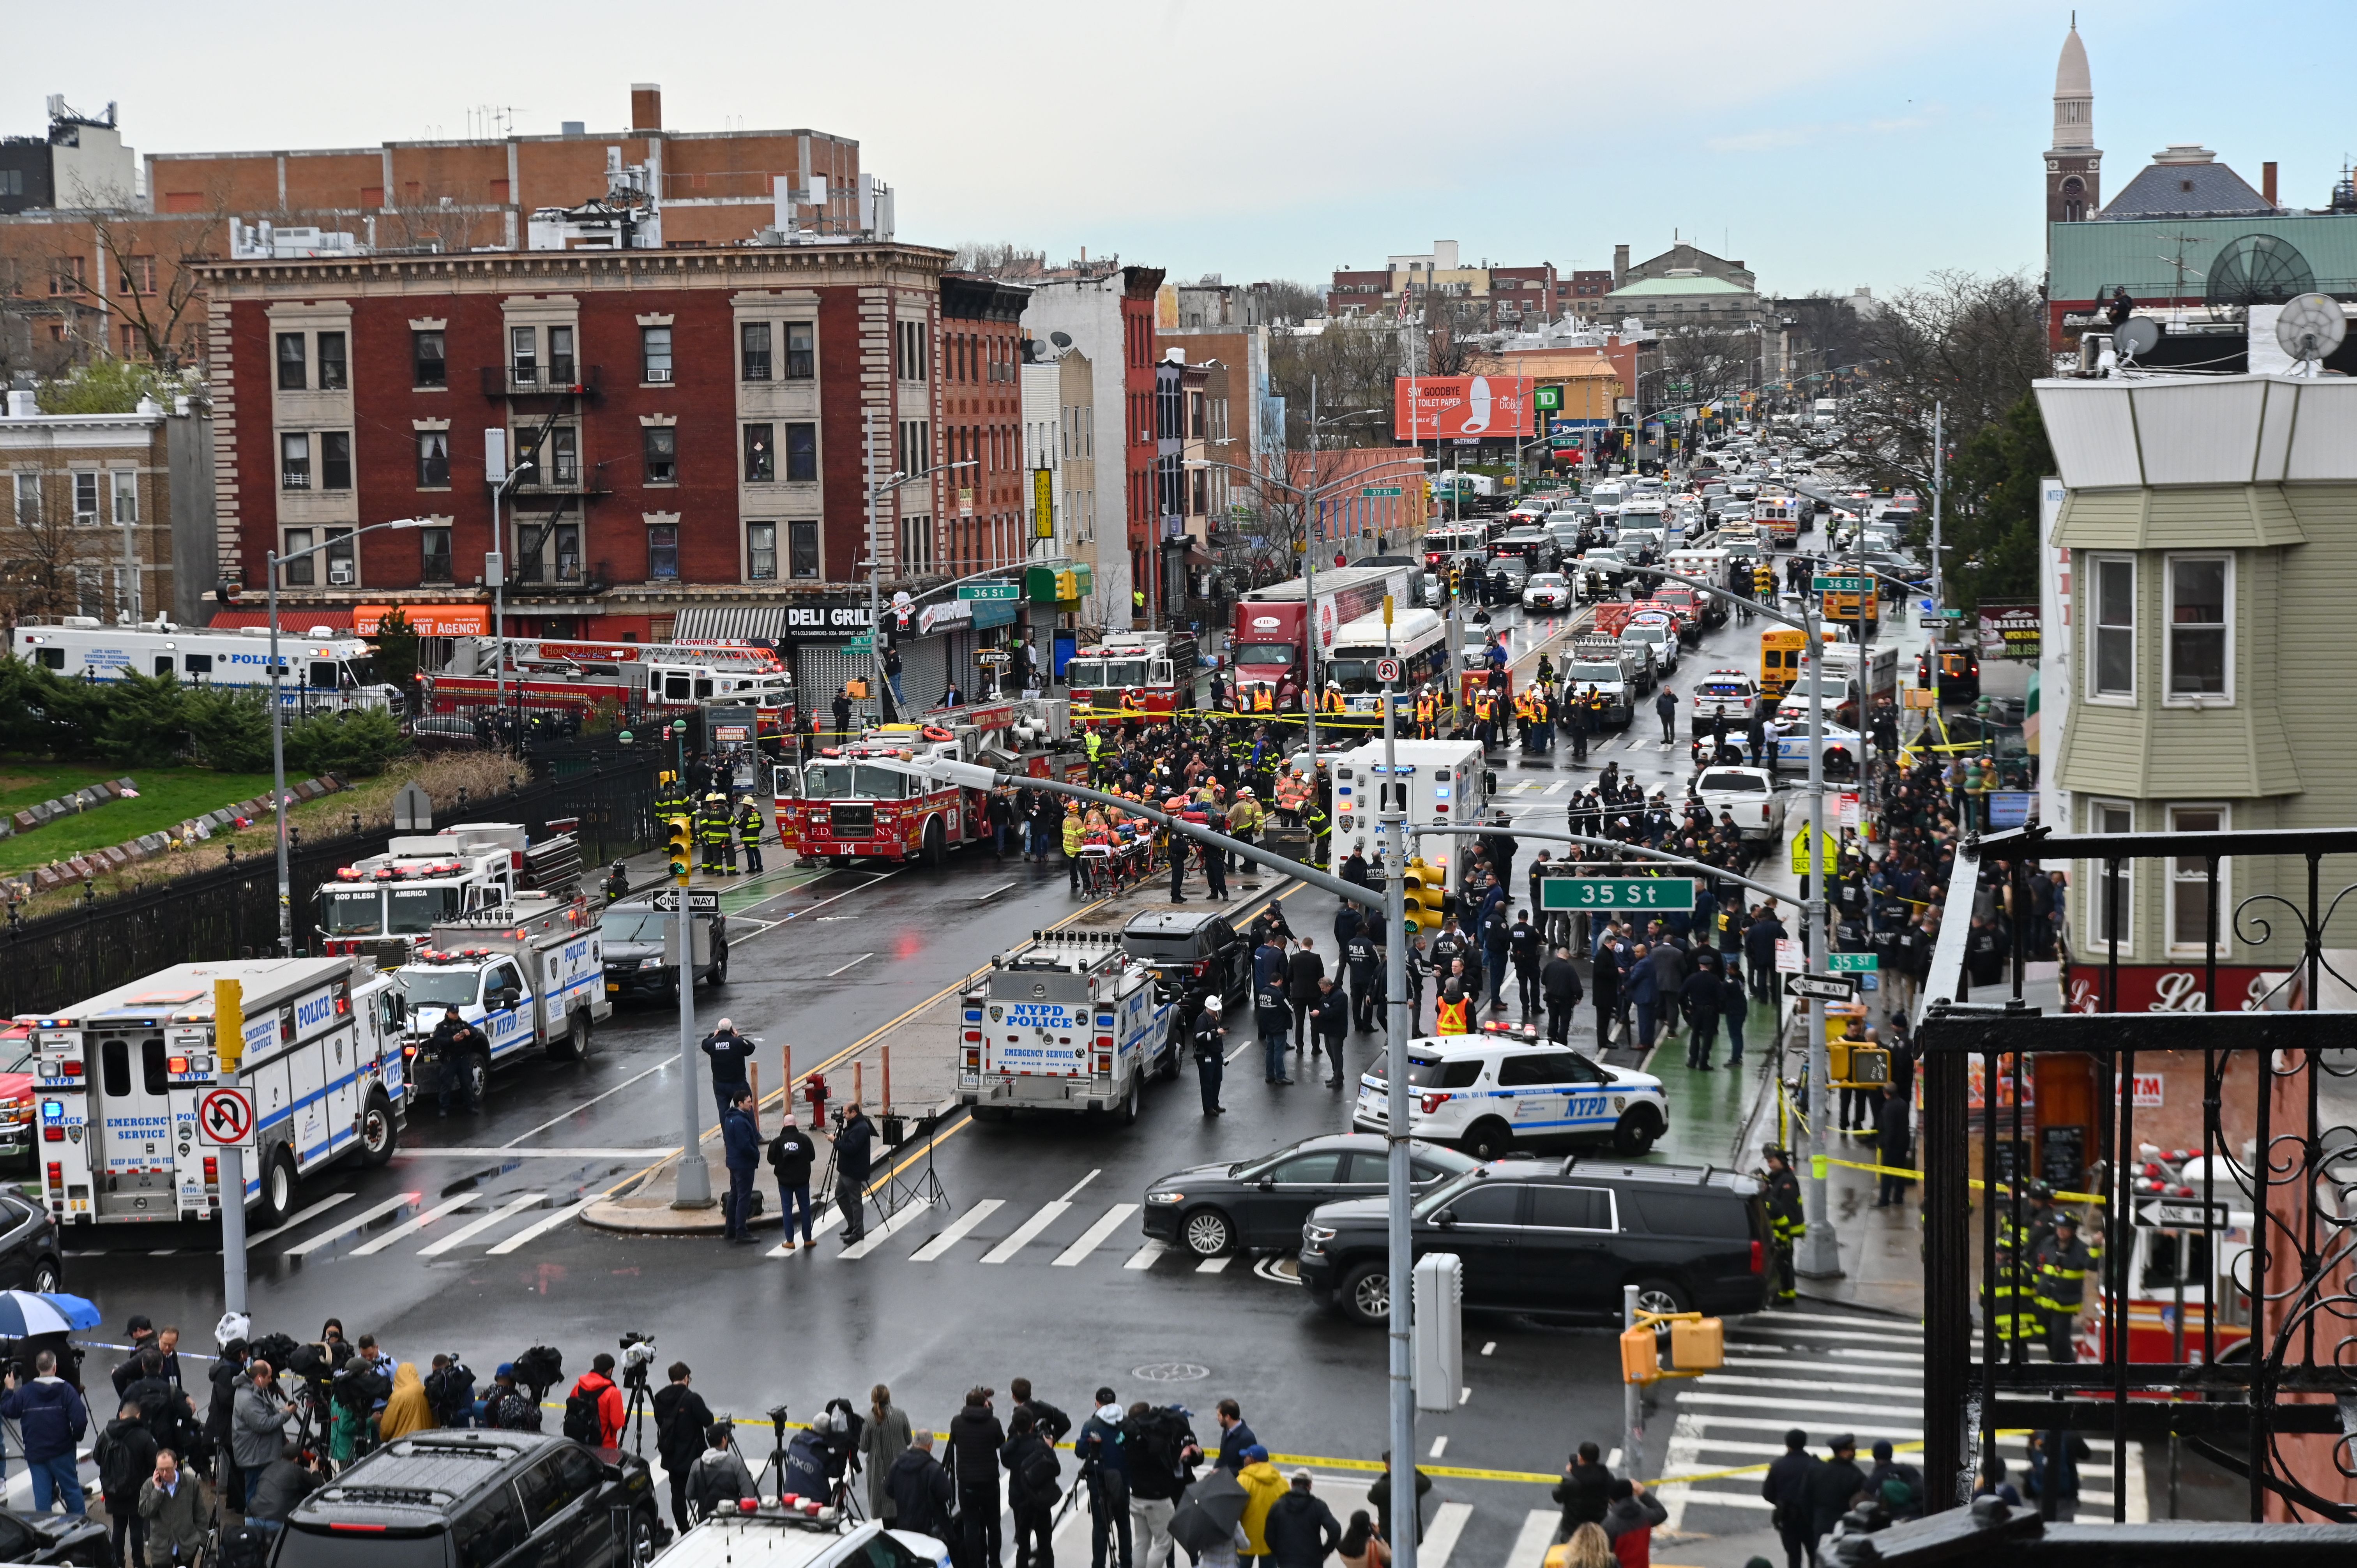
{"left": 488, "top": 459, "right": 535, "bottom": 738}
{"left": 861, "top": 408, "right": 975, "bottom": 725}
{"left": 266, "top": 516, "right": 432, "bottom": 958}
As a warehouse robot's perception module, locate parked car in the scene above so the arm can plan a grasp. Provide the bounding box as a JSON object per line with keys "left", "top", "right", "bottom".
{"left": 1521, "top": 573, "right": 1574, "bottom": 613}
{"left": 275, "top": 1430, "right": 661, "bottom": 1568}
{"left": 599, "top": 900, "right": 730, "bottom": 999}
{"left": 1350, "top": 1035, "right": 1668, "bottom": 1159}
{"left": 653, "top": 1516, "right": 950, "bottom": 1568}
{"left": 1120, "top": 909, "right": 1253, "bottom": 1010}
{"left": 1299, "top": 1158, "right": 1774, "bottom": 1327}
{"left": 1142, "top": 1133, "right": 1481, "bottom": 1259}
{"left": 0, "top": 1508, "right": 106, "bottom": 1565}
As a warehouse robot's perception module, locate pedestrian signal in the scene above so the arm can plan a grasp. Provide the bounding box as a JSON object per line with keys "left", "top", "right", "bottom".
{"left": 666, "top": 817, "right": 694, "bottom": 881}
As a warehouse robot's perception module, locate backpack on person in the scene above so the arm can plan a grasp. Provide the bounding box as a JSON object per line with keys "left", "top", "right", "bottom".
{"left": 1020, "top": 1443, "right": 1062, "bottom": 1504}
{"left": 1126, "top": 1407, "right": 1191, "bottom": 1483}
{"left": 562, "top": 1383, "right": 602, "bottom": 1444}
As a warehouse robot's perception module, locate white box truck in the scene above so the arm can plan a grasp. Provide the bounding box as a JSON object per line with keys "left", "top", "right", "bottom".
{"left": 1327, "top": 739, "right": 1494, "bottom": 893}
{"left": 30, "top": 955, "right": 407, "bottom": 1227}
{"left": 957, "top": 930, "right": 1174, "bottom": 1123}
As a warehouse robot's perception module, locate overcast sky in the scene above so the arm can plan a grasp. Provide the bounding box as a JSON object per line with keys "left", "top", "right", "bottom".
{"left": 12, "top": 0, "right": 2347, "bottom": 299}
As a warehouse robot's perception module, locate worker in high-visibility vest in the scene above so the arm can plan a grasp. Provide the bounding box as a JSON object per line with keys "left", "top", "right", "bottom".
{"left": 1435, "top": 973, "right": 1472, "bottom": 1035}
{"left": 1253, "top": 685, "right": 1275, "bottom": 713}
{"left": 1321, "top": 683, "right": 1346, "bottom": 715}
{"left": 1414, "top": 688, "right": 1436, "bottom": 738}
{"left": 1272, "top": 769, "right": 1309, "bottom": 827}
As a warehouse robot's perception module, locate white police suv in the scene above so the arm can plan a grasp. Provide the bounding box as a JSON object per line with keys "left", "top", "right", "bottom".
{"left": 1352, "top": 1031, "right": 1669, "bottom": 1160}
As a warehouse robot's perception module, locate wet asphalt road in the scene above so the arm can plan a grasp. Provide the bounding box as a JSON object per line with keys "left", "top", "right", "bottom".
{"left": 56, "top": 588, "right": 1832, "bottom": 1566}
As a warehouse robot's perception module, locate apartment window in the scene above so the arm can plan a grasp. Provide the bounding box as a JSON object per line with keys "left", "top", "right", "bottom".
{"left": 784, "top": 322, "right": 815, "bottom": 380}
{"left": 116, "top": 255, "right": 155, "bottom": 295}
{"left": 277, "top": 333, "right": 307, "bottom": 390}
{"left": 317, "top": 332, "right": 348, "bottom": 391}
{"left": 552, "top": 523, "right": 581, "bottom": 583}
{"left": 548, "top": 427, "right": 578, "bottom": 486}
{"left": 900, "top": 514, "right": 933, "bottom": 576}
{"left": 324, "top": 528, "right": 356, "bottom": 586}
{"left": 643, "top": 426, "right": 676, "bottom": 485}
{"left": 641, "top": 326, "right": 673, "bottom": 383}
{"left": 2090, "top": 554, "right": 2134, "bottom": 699}
{"left": 111, "top": 471, "right": 137, "bottom": 524}
{"left": 2088, "top": 800, "right": 2134, "bottom": 952}
{"left": 321, "top": 431, "right": 352, "bottom": 491}
{"left": 46, "top": 255, "right": 83, "bottom": 296}
{"left": 283, "top": 528, "right": 315, "bottom": 586}
{"left": 2166, "top": 554, "right": 2230, "bottom": 700}
{"left": 899, "top": 420, "right": 931, "bottom": 470}
{"left": 2168, "top": 805, "right": 2228, "bottom": 954}
{"left": 788, "top": 520, "right": 820, "bottom": 579}
{"left": 416, "top": 431, "right": 450, "bottom": 487}
{"left": 421, "top": 526, "right": 453, "bottom": 584}
{"left": 12, "top": 473, "right": 37, "bottom": 526}
{"left": 647, "top": 523, "right": 680, "bottom": 580}
{"left": 743, "top": 425, "right": 774, "bottom": 483}
{"left": 72, "top": 472, "right": 100, "bottom": 525}
{"left": 280, "top": 433, "right": 311, "bottom": 490}
{"left": 412, "top": 330, "right": 446, "bottom": 388}
{"left": 897, "top": 321, "right": 928, "bottom": 381}
{"left": 547, "top": 326, "right": 575, "bottom": 387}
{"left": 740, "top": 322, "right": 772, "bottom": 381}
{"left": 747, "top": 523, "right": 777, "bottom": 581}
{"left": 784, "top": 423, "right": 818, "bottom": 482}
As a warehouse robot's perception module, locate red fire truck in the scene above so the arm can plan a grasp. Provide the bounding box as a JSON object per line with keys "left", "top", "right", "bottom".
{"left": 772, "top": 698, "right": 1087, "bottom": 867}
{"left": 1064, "top": 631, "right": 1199, "bottom": 727}
{"left": 1227, "top": 563, "right": 1417, "bottom": 713}
{"left": 421, "top": 638, "right": 795, "bottom": 735}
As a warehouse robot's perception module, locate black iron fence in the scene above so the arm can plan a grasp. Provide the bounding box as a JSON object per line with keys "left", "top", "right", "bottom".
{"left": 0, "top": 763, "right": 657, "bottom": 1019}
{"left": 1921, "top": 824, "right": 2357, "bottom": 1524}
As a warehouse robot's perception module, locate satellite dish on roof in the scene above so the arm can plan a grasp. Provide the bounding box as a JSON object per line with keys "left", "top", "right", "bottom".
{"left": 1050, "top": 331, "right": 1073, "bottom": 349}
{"left": 2114, "top": 317, "right": 2162, "bottom": 363}
{"left": 2275, "top": 292, "right": 2346, "bottom": 370}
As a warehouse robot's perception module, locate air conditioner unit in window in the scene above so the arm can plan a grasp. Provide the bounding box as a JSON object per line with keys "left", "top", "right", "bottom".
{"left": 328, "top": 562, "right": 356, "bottom": 586}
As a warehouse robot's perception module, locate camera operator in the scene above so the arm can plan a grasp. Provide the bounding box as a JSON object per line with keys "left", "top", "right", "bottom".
{"left": 1078, "top": 1390, "right": 1133, "bottom": 1568}
{"left": 424, "top": 1355, "right": 477, "bottom": 1431}
{"left": 686, "top": 1423, "right": 755, "bottom": 1521}
{"left": 204, "top": 1338, "right": 250, "bottom": 1506}
{"left": 652, "top": 1363, "right": 714, "bottom": 1533}
{"left": 885, "top": 1430, "right": 955, "bottom": 1541}
{"left": 482, "top": 1365, "right": 541, "bottom": 1432}
{"left": 243, "top": 1442, "right": 325, "bottom": 1543}
{"left": 230, "top": 1363, "right": 290, "bottom": 1501}
{"left": 563, "top": 1354, "right": 625, "bottom": 1449}
{"left": 948, "top": 1387, "right": 1006, "bottom": 1568}
{"left": 329, "top": 1354, "right": 392, "bottom": 1466}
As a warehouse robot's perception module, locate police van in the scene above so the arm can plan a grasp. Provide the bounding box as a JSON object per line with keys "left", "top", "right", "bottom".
{"left": 958, "top": 930, "right": 1176, "bottom": 1125}
{"left": 13, "top": 619, "right": 404, "bottom": 712}
{"left": 392, "top": 901, "right": 611, "bottom": 1105}
{"left": 29, "top": 955, "right": 407, "bottom": 1228}
{"left": 1352, "top": 1033, "right": 1668, "bottom": 1159}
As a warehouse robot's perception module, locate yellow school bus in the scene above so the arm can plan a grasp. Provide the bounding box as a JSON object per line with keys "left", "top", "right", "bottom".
{"left": 1820, "top": 582, "right": 1881, "bottom": 633}
{"left": 1761, "top": 629, "right": 1808, "bottom": 696}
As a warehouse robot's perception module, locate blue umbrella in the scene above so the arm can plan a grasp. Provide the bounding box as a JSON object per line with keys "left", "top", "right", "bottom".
{"left": 0, "top": 1291, "right": 101, "bottom": 1338}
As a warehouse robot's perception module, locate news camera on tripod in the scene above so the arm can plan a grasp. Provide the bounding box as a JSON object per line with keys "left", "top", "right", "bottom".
{"left": 783, "top": 1399, "right": 867, "bottom": 1516}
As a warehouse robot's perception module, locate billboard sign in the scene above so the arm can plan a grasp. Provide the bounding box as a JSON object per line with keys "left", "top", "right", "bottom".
{"left": 1395, "top": 376, "right": 1535, "bottom": 441}
{"left": 1978, "top": 600, "right": 2041, "bottom": 660}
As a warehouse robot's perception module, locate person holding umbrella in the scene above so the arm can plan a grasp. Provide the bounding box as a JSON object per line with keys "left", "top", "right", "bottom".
{"left": 1167, "top": 1467, "right": 1251, "bottom": 1568}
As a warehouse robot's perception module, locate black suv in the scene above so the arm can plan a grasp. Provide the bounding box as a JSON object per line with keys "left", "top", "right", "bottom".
{"left": 275, "top": 1430, "right": 660, "bottom": 1568}
{"left": 1298, "top": 1158, "right": 1771, "bottom": 1328}
{"left": 1121, "top": 909, "right": 1251, "bottom": 1012}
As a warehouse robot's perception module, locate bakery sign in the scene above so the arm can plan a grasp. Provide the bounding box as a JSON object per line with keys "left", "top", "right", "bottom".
{"left": 1977, "top": 600, "right": 2041, "bottom": 661}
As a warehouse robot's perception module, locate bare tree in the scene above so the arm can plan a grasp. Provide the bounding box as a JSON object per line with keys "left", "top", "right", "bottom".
{"left": 1249, "top": 279, "right": 1325, "bottom": 325}
{"left": 1420, "top": 295, "right": 1504, "bottom": 379}
{"left": 1655, "top": 326, "right": 1758, "bottom": 410}
{"left": 2, "top": 468, "right": 90, "bottom": 629}
{"left": 1267, "top": 321, "right": 1406, "bottom": 451}
{"left": 951, "top": 242, "right": 1050, "bottom": 277}
{"left": 38, "top": 185, "right": 229, "bottom": 370}
{"left": 1843, "top": 270, "right": 2049, "bottom": 494}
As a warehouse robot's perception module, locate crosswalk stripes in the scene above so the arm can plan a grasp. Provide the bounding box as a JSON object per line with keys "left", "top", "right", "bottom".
{"left": 284, "top": 1191, "right": 422, "bottom": 1257}
{"left": 1054, "top": 1204, "right": 1138, "bottom": 1266}
{"left": 912, "top": 1199, "right": 1002, "bottom": 1261}
{"left": 982, "top": 1199, "right": 1071, "bottom": 1263}
{"left": 488, "top": 1198, "right": 593, "bottom": 1255}
{"left": 1656, "top": 1308, "right": 2150, "bottom": 1529}
{"left": 841, "top": 1196, "right": 943, "bottom": 1259}
{"left": 419, "top": 1193, "right": 548, "bottom": 1256}
{"left": 1124, "top": 1240, "right": 1166, "bottom": 1270}
{"left": 247, "top": 1192, "right": 355, "bottom": 1246}
{"left": 351, "top": 1193, "right": 479, "bottom": 1255}
{"left": 1421, "top": 1501, "right": 1474, "bottom": 1568}
{"left": 1503, "top": 1507, "right": 1557, "bottom": 1568}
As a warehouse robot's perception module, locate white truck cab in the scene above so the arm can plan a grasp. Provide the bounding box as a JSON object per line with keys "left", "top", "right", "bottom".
{"left": 394, "top": 900, "right": 611, "bottom": 1102}
{"left": 1352, "top": 1031, "right": 1669, "bottom": 1159}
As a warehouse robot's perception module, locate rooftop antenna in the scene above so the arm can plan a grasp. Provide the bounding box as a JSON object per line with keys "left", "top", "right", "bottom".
{"left": 2275, "top": 293, "right": 2345, "bottom": 378}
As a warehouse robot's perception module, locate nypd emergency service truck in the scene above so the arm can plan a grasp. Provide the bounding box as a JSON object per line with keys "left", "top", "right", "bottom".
{"left": 958, "top": 930, "right": 1176, "bottom": 1124}
{"left": 14, "top": 619, "right": 405, "bottom": 712}
{"left": 30, "top": 955, "right": 407, "bottom": 1229}
{"left": 393, "top": 901, "right": 611, "bottom": 1104}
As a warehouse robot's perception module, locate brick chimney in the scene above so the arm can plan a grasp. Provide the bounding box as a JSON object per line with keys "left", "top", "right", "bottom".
{"left": 1612, "top": 244, "right": 1629, "bottom": 288}
{"left": 2263, "top": 161, "right": 2278, "bottom": 206}
{"left": 630, "top": 84, "right": 663, "bottom": 132}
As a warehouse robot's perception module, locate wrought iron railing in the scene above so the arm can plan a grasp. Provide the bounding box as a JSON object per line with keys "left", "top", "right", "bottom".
{"left": 1919, "top": 824, "right": 2357, "bottom": 1524}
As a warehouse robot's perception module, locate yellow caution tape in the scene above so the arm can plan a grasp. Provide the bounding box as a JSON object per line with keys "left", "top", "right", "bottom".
{"left": 1810, "top": 1153, "right": 2106, "bottom": 1206}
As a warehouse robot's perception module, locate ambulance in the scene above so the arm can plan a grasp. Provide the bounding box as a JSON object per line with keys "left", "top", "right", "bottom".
{"left": 1326, "top": 739, "right": 1493, "bottom": 892}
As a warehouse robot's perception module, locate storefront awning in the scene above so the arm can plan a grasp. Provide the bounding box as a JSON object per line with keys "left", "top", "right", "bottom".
{"left": 208, "top": 608, "right": 354, "bottom": 631}
{"left": 354, "top": 604, "right": 492, "bottom": 637}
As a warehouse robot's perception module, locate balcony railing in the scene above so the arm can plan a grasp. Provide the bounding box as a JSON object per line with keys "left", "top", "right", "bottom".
{"left": 479, "top": 365, "right": 603, "bottom": 399}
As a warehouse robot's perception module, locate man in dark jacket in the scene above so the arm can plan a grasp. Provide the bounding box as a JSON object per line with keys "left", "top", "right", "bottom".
{"left": 243, "top": 1443, "right": 322, "bottom": 1527}
{"left": 768, "top": 1114, "right": 817, "bottom": 1251}
{"left": 1541, "top": 946, "right": 1585, "bottom": 1045}
{"left": 1285, "top": 940, "right": 1324, "bottom": 1052}
{"left": 948, "top": 1388, "right": 1007, "bottom": 1568}
{"left": 887, "top": 1431, "right": 956, "bottom": 1540}
{"left": 1076, "top": 1389, "right": 1131, "bottom": 1568}
{"left": 1263, "top": 1473, "right": 1342, "bottom": 1568}
{"left": 701, "top": 1019, "right": 757, "bottom": 1118}
{"left": 95, "top": 1401, "right": 158, "bottom": 1566}
{"left": 1308, "top": 978, "right": 1350, "bottom": 1088}
{"left": 1366, "top": 1453, "right": 1431, "bottom": 1545}
{"left": 720, "top": 1089, "right": 762, "bottom": 1243}
{"left": 1679, "top": 962, "right": 1724, "bottom": 1070}
{"left": 1551, "top": 1442, "right": 1613, "bottom": 1539}
{"left": 1760, "top": 1429, "right": 1819, "bottom": 1568}
{"left": 652, "top": 1363, "right": 716, "bottom": 1531}
{"left": 3, "top": 1351, "right": 87, "bottom": 1512}
{"left": 1001, "top": 1409, "right": 1060, "bottom": 1568}
{"left": 1805, "top": 1436, "right": 1867, "bottom": 1541}
{"left": 1646, "top": 942, "right": 1688, "bottom": 1045}
{"left": 1872, "top": 1088, "right": 1914, "bottom": 1208}
{"left": 834, "top": 1105, "right": 875, "bottom": 1243}
{"left": 1344, "top": 922, "right": 1381, "bottom": 1034}
{"left": 204, "top": 1340, "right": 248, "bottom": 1507}
{"left": 1745, "top": 905, "right": 1786, "bottom": 1003}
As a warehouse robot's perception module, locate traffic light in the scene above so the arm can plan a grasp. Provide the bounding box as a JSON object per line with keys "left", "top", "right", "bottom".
{"left": 666, "top": 816, "right": 694, "bottom": 881}
{"left": 1401, "top": 858, "right": 1447, "bottom": 935}
{"left": 214, "top": 978, "right": 245, "bottom": 1074}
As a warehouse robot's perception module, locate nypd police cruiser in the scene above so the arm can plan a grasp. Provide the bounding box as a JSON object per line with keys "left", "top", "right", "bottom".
{"left": 1352, "top": 1035, "right": 1667, "bottom": 1159}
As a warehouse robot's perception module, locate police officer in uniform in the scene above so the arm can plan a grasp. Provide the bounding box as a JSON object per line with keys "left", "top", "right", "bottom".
{"left": 1762, "top": 1147, "right": 1804, "bottom": 1303}
{"left": 2032, "top": 1215, "right": 2097, "bottom": 1363}
{"left": 422, "top": 1009, "right": 489, "bottom": 1118}
{"left": 1192, "top": 996, "right": 1227, "bottom": 1116}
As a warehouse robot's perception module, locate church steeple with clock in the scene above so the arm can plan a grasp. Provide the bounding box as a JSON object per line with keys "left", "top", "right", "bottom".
{"left": 2046, "top": 18, "right": 2101, "bottom": 239}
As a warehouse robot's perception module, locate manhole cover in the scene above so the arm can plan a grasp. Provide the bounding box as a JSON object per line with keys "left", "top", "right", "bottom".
{"left": 1130, "top": 1362, "right": 1210, "bottom": 1383}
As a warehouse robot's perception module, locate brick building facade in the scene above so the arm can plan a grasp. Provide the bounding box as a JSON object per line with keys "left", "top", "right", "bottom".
{"left": 197, "top": 240, "right": 960, "bottom": 642}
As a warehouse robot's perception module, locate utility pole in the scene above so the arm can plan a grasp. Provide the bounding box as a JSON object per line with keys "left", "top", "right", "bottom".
{"left": 1379, "top": 593, "right": 1415, "bottom": 1568}
{"left": 1930, "top": 402, "right": 1946, "bottom": 622}
{"left": 673, "top": 718, "right": 710, "bottom": 1210}
{"left": 1302, "top": 376, "right": 1320, "bottom": 763}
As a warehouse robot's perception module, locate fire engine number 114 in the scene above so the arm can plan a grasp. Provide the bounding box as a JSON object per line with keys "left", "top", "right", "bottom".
{"left": 1539, "top": 877, "right": 1698, "bottom": 911}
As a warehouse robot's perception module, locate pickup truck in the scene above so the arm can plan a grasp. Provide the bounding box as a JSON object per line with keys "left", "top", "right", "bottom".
{"left": 1692, "top": 765, "right": 1786, "bottom": 842}
{"left": 394, "top": 900, "right": 612, "bottom": 1102}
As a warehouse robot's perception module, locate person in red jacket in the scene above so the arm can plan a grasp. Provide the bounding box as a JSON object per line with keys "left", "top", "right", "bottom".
{"left": 566, "top": 1355, "right": 627, "bottom": 1449}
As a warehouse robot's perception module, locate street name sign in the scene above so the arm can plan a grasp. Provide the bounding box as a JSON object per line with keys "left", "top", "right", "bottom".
{"left": 959, "top": 583, "right": 1020, "bottom": 601}
{"left": 1813, "top": 576, "right": 1866, "bottom": 593}
{"left": 1539, "top": 877, "right": 1697, "bottom": 911}
{"left": 1827, "top": 953, "right": 1879, "bottom": 972}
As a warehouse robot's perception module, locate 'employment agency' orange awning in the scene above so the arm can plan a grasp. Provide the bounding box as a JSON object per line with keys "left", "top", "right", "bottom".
{"left": 353, "top": 604, "right": 493, "bottom": 637}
